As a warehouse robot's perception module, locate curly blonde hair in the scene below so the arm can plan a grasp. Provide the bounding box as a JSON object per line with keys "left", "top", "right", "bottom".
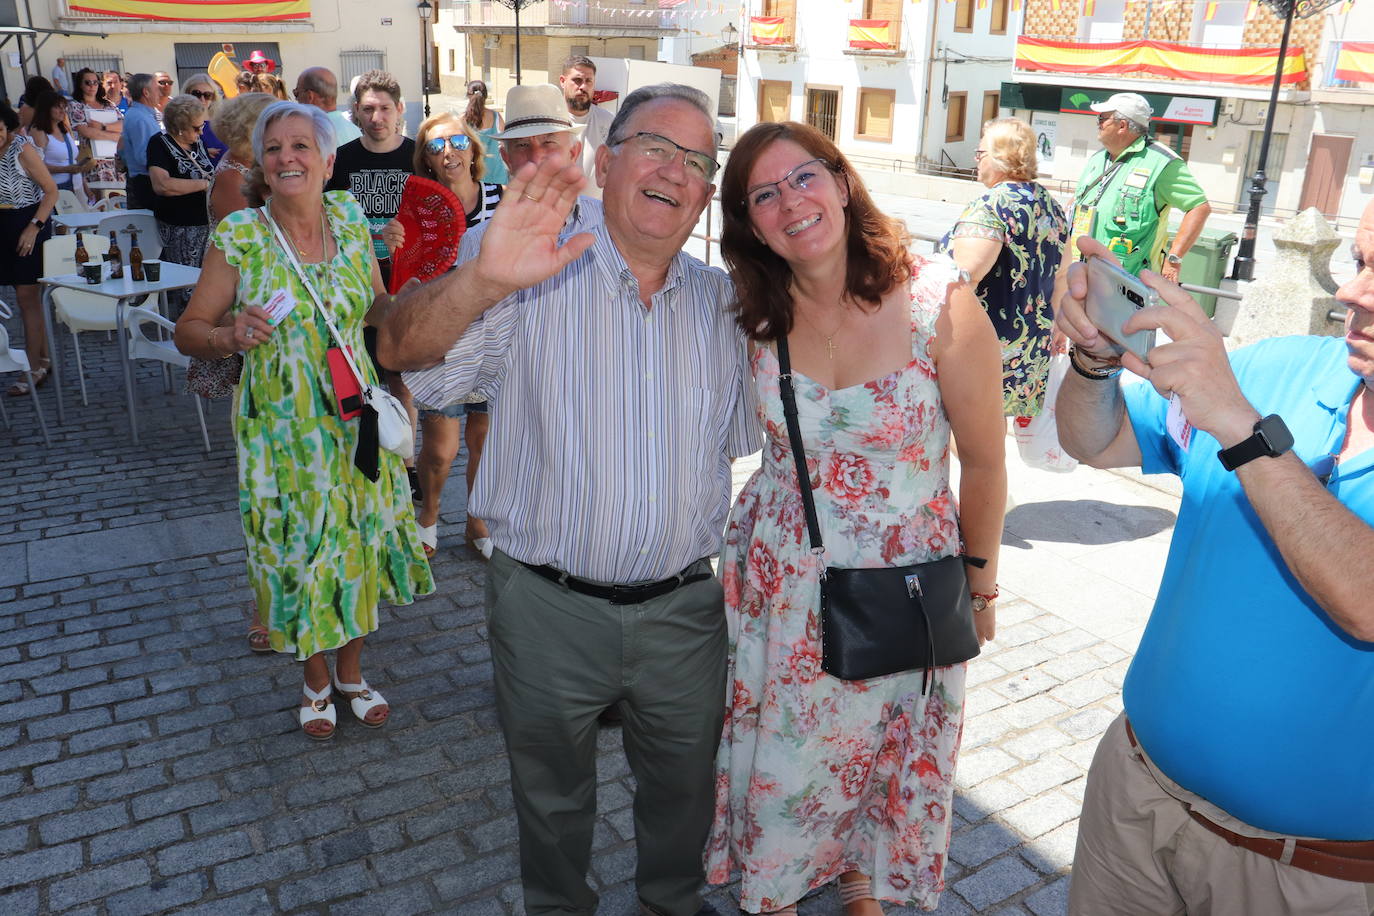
{"left": 211, "top": 92, "right": 275, "bottom": 160}
{"left": 980, "top": 117, "right": 1038, "bottom": 182}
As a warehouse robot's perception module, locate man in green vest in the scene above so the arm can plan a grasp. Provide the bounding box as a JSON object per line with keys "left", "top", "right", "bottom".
{"left": 1070, "top": 92, "right": 1211, "bottom": 280}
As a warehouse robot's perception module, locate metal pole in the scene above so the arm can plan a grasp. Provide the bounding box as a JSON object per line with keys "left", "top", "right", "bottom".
{"left": 515, "top": 2, "right": 523, "bottom": 85}
{"left": 421, "top": 18, "right": 431, "bottom": 117}
{"left": 1230, "top": 0, "right": 1294, "bottom": 281}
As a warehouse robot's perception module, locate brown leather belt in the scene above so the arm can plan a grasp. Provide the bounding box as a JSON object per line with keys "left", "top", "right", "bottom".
{"left": 1125, "top": 719, "right": 1374, "bottom": 883}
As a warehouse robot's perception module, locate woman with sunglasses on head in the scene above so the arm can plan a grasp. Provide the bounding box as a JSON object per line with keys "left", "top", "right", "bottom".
{"left": 68, "top": 68, "right": 124, "bottom": 190}
{"left": 182, "top": 73, "right": 226, "bottom": 165}
{"left": 148, "top": 94, "right": 213, "bottom": 315}
{"left": 380, "top": 112, "right": 502, "bottom": 559}
{"left": 28, "top": 90, "right": 92, "bottom": 201}
{"left": 704, "top": 121, "right": 1006, "bottom": 914}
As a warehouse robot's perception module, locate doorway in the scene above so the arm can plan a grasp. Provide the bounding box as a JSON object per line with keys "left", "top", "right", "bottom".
{"left": 1240, "top": 130, "right": 1287, "bottom": 217}
{"left": 1299, "top": 135, "right": 1353, "bottom": 218}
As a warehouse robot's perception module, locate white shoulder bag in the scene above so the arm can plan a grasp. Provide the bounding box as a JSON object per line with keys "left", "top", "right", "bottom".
{"left": 260, "top": 207, "right": 414, "bottom": 459}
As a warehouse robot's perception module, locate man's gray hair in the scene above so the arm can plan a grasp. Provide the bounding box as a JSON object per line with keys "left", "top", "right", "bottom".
{"left": 298, "top": 66, "right": 337, "bottom": 98}
{"left": 606, "top": 83, "right": 715, "bottom": 148}
{"left": 128, "top": 73, "right": 154, "bottom": 104}
{"left": 1117, "top": 114, "right": 1147, "bottom": 137}
{"left": 251, "top": 100, "right": 338, "bottom": 164}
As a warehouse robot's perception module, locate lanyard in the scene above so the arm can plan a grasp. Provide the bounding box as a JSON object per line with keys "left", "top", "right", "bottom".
{"left": 1079, "top": 155, "right": 1129, "bottom": 210}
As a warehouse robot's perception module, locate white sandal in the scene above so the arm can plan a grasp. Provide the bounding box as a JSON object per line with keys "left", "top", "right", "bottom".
{"left": 299, "top": 682, "right": 336, "bottom": 741}
{"left": 417, "top": 523, "right": 437, "bottom": 558}
{"left": 332, "top": 674, "right": 389, "bottom": 728}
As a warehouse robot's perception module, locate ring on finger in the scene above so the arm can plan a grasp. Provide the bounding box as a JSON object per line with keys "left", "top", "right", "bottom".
{"left": 522, "top": 192, "right": 542, "bottom": 203}
{"left": 245, "top": 326, "right": 254, "bottom": 340}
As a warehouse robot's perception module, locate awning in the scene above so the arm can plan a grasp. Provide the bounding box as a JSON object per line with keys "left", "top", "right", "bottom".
{"left": 1334, "top": 41, "right": 1374, "bottom": 82}
{"left": 69, "top": 0, "right": 310, "bottom": 22}
{"left": 1001, "top": 81, "right": 1221, "bottom": 126}
{"left": 1015, "top": 36, "right": 1308, "bottom": 87}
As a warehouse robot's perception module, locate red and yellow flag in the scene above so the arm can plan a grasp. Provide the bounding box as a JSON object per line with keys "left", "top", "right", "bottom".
{"left": 1083, "top": 0, "right": 1095, "bottom": 14}
{"left": 1204, "top": 1, "right": 1219, "bottom": 19}
{"left": 1334, "top": 40, "right": 1374, "bottom": 80}
{"left": 1011, "top": 0, "right": 1022, "bottom": 10}
{"left": 847, "top": 19, "right": 893, "bottom": 49}
{"left": 1015, "top": 36, "right": 1308, "bottom": 86}
{"left": 1245, "top": 0, "right": 1259, "bottom": 19}
{"left": 749, "top": 16, "right": 788, "bottom": 45}
{"left": 70, "top": 0, "right": 309, "bottom": 20}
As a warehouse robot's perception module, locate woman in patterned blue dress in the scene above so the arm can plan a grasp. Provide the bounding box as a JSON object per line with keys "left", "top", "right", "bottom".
{"left": 940, "top": 117, "right": 1068, "bottom": 418}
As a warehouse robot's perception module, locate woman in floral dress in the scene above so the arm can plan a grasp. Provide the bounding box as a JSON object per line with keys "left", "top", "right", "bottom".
{"left": 175, "top": 101, "right": 432, "bottom": 740}
{"left": 939, "top": 117, "right": 1068, "bottom": 419}
{"left": 705, "top": 122, "right": 1006, "bottom": 913}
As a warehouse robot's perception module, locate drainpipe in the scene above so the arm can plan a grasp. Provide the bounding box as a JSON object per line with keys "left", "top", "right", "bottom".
{"left": 918, "top": 0, "right": 940, "bottom": 165}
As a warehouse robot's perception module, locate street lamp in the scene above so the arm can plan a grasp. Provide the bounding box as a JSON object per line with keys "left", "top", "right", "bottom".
{"left": 722, "top": 22, "right": 739, "bottom": 53}
{"left": 491, "top": 0, "right": 543, "bottom": 85}
{"left": 417, "top": 0, "right": 433, "bottom": 118}
{"left": 1231, "top": 0, "right": 1337, "bottom": 281}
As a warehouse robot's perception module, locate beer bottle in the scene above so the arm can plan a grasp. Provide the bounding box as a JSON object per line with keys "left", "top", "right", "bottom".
{"left": 106, "top": 230, "right": 123, "bottom": 280}
{"left": 129, "top": 231, "right": 144, "bottom": 281}
{"left": 74, "top": 232, "right": 88, "bottom": 268}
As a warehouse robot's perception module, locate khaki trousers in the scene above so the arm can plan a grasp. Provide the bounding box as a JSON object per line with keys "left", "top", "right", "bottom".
{"left": 485, "top": 549, "right": 727, "bottom": 916}
{"left": 1069, "top": 714, "right": 1374, "bottom": 916}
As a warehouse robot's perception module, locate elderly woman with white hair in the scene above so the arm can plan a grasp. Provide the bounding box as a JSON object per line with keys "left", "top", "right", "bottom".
{"left": 149, "top": 93, "right": 214, "bottom": 313}
{"left": 940, "top": 117, "right": 1068, "bottom": 420}
{"left": 174, "top": 100, "right": 433, "bottom": 741}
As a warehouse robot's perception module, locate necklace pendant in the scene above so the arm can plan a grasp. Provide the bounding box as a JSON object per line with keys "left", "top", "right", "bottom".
{"left": 825, "top": 336, "right": 837, "bottom": 360}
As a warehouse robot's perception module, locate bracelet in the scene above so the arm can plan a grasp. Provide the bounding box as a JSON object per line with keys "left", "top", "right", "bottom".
{"left": 207, "top": 325, "right": 226, "bottom": 359}
{"left": 971, "top": 588, "right": 999, "bottom": 603}
{"left": 1069, "top": 346, "right": 1123, "bottom": 381}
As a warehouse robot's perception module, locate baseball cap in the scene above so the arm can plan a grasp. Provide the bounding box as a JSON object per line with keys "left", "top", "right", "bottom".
{"left": 1090, "top": 93, "right": 1152, "bottom": 131}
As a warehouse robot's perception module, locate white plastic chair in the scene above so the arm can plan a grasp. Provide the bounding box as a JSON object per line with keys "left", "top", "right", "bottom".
{"left": 0, "top": 305, "right": 52, "bottom": 447}
{"left": 124, "top": 305, "right": 210, "bottom": 453}
{"left": 55, "top": 188, "right": 89, "bottom": 214}
{"left": 96, "top": 212, "right": 161, "bottom": 262}
{"left": 43, "top": 233, "right": 116, "bottom": 406}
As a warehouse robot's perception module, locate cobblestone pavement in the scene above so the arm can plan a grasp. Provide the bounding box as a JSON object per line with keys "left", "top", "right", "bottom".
{"left": 0, "top": 224, "right": 1182, "bottom": 915}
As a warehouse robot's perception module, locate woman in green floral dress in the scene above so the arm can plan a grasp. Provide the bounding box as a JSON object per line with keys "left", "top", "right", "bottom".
{"left": 176, "top": 101, "right": 432, "bottom": 740}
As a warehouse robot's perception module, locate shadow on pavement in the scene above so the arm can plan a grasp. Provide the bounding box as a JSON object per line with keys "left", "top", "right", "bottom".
{"left": 1002, "top": 500, "right": 1176, "bottom": 550}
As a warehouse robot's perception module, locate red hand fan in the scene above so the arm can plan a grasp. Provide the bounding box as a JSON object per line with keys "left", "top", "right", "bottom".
{"left": 388, "top": 175, "right": 466, "bottom": 294}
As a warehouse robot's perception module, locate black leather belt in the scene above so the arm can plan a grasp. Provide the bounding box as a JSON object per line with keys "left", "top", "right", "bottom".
{"left": 518, "top": 559, "right": 712, "bottom": 605}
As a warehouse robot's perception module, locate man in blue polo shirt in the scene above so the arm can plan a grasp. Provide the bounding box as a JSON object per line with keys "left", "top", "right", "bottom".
{"left": 1053, "top": 206, "right": 1374, "bottom": 915}
{"left": 120, "top": 73, "right": 161, "bottom": 211}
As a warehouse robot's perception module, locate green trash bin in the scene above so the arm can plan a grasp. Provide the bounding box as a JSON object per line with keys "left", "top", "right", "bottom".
{"left": 1172, "top": 228, "right": 1237, "bottom": 318}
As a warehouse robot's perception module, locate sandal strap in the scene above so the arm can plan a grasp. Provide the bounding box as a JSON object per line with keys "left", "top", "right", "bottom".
{"left": 838, "top": 881, "right": 874, "bottom": 905}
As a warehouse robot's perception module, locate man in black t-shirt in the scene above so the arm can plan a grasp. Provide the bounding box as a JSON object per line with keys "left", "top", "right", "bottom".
{"left": 324, "top": 69, "right": 414, "bottom": 288}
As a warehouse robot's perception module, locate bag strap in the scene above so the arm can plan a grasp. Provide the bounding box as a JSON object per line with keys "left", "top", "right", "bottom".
{"left": 259, "top": 205, "right": 372, "bottom": 394}
{"left": 775, "top": 335, "right": 826, "bottom": 560}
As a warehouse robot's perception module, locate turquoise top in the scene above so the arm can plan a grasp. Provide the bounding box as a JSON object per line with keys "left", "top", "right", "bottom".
{"left": 479, "top": 124, "right": 508, "bottom": 185}
{"left": 1123, "top": 334, "right": 1374, "bottom": 840}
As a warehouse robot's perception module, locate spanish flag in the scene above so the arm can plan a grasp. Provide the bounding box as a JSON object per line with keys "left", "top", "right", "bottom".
{"left": 1011, "top": 0, "right": 1022, "bottom": 10}
{"left": 1083, "top": 0, "right": 1095, "bottom": 14}
{"left": 1340, "top": 0, "right": 1355, "bottom": 12}
{"left": 1334, "top": 40, "right": 1374, "bottom": 80}
{"left": 847, "top": 19, "right": 893, "bottom": 49}
{"left": 1204, "top": 1, "right": 1218, "bottom": 19}
{"left": 750, "top": 16, "right": 787, "bottom": 45}
{"left": 1015, "top": 36, "right": 1308, "bottom": 86}
{"left": 70, "top": 0, "right": 309, "bottom": 20}
{"left": 1245, "top": 0, "right": 1259, "bottom": 19}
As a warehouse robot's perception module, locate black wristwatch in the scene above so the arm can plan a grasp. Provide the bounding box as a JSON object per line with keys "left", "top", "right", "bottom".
{"left": 30, "top": 216, "right": 44, "bottom": 228}
{"left": 1217, "top": 414, "right": 1293, "bottom": 471}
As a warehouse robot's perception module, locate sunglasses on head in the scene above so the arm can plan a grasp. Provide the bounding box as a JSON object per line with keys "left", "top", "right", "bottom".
{"left": 424, "top": 134, "right": 472, "bottom": 155}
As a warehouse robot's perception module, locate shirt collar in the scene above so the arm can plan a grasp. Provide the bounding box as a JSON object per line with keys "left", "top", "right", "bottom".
{"left": 1313, "top": 357, "right": 1363, "bottom": 412}
{"left": 1111, "top": 135, "right": 1148, "bottom": 162}
{"left": 585, "top": 214, "right": 689, "bottom": 309}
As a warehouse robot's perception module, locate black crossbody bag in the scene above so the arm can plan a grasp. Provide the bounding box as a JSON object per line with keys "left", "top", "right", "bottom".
{"left": 776, "top": 335, "right": 982, "bottom": 688}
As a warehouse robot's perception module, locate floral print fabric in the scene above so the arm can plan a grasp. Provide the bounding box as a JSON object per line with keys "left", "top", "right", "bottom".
{"left": 706, "top": 254, "right": 968, "bottom": 911}
{"left": 939, "top": 181, "right": 1068, "bottom": 417}
{"left": 214, "top": 190, "right": 433, "bottom": 660}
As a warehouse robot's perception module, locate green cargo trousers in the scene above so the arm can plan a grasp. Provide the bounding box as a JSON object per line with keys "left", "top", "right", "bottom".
{"left": 485, "top": 549, "right": 727, "bottom": 916}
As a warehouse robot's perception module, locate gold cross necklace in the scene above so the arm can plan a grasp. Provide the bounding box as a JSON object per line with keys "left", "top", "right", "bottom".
{"left": 799, "top": 302, "right": 852, "bottom": 360}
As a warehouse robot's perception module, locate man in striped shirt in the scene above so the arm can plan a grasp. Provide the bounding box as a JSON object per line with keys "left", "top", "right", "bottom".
{"left": 382, "top": 84, "right": 759, "bottom": 916}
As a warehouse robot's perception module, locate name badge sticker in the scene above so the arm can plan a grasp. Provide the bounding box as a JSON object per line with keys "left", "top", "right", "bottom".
{"left": 1125, "top": 168, "right": 1151, "bottom": 189}
{"left": 264, "top": 289, "right": 297, "bottom": 326}
{"left": 1166, "top": 392, "right": 1193, "bottom": 452}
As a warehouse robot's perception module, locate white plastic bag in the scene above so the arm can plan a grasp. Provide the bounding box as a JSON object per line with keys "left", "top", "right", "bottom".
{"left": 1014, "top": 353, "right": 1078, "bottom": 473}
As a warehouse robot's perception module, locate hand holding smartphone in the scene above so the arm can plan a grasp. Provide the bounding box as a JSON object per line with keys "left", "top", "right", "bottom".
{"left": 1083, "top": 255, "right": 1161, "bottom": 364}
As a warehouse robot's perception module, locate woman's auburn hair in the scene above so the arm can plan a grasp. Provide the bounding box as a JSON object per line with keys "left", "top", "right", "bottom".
{"left": 720, "top": 120, "right": 911, "bottom": 342}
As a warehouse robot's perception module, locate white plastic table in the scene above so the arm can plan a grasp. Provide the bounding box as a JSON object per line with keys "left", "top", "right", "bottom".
{"left": 38, "top": 263, "right": 201, "bottom": 442}
{"left": 51, "top": 208, "right": 153, "bottom": 232}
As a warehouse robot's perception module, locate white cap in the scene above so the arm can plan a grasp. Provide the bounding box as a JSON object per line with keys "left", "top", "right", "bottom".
{"left": 1090, "top": 92, "right": 1152, "bottom": 131}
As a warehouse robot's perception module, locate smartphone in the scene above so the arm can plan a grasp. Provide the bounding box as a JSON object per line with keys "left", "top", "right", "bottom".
{"left": 1084, "top": 255, "right": 1160, "bottom": 363}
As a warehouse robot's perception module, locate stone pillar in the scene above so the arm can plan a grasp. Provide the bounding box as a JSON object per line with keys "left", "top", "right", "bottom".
{"left": 1227, "top": 207, "right": 1344, "bottom": 349}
